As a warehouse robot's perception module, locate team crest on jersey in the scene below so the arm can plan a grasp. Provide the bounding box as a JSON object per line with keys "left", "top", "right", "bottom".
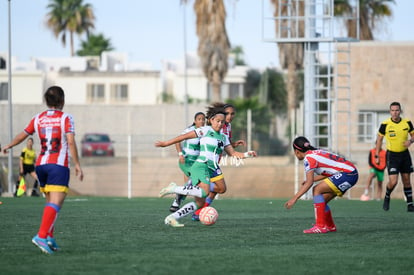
{"left": 209, "top": 132, "right": 214, "bottom": 137}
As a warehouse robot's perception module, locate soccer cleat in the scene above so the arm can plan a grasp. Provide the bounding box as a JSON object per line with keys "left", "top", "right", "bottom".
{"left": 169, "top": 194, "right": 185, "bottom": 212}
{"left": 159, "top": 182, "right": 177, "bottom": 198}
{"left": 191, "top": 214, "right": 200, "bottom": 221}
{"left": 32, "top": 235, "right": 54, "bottom": 255}
{"left": 360, "top": 194, "right": 370, "bottom": 201}
{"left": 169, "top": 204, "right": 179, "bottom": 212}
{"left": 326, "top": 225, "right": 337, "bottom": 232}
{"left": 164, "top": 215, "right": 184, "bottom": 227}
{"left": 408, "top": 204, "right": 414, "bottom": 212}
{"left": 383, "top": 197, "right": 390, "bottom": 211}
{"left": 47, "top": 236, "right": 59, "bottom": 251}
{"left": 303, "top": 225, "right": 329, "bottom": 234}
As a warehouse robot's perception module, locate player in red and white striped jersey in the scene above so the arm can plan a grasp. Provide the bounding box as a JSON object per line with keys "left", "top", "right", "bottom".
{"left": 285, "top": 136, "right": 359, "bottom": 234}
{"left": 3, "top": 86, "right": 83, "bottom": 254}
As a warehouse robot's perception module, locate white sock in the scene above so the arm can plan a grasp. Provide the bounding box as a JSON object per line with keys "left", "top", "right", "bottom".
{"left": 364, "top": 189, "right": 369, "bottom": 196}
{"left": 174, "top": 185, "right": 206, "bottom": 198}
{"left": 172, "top": 202, "right": 197, "bottom": 219}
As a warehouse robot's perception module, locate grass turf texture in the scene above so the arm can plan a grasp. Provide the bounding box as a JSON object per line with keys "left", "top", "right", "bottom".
{"left": 1, "top": 197, "right": 413, "bottom": 274}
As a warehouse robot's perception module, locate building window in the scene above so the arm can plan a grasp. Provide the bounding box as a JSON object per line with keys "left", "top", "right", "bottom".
{"left": 87, "top": 84, "right": 105, "bottom": 103}
{"left": 0, "top": 82, "right": 8, "bottom": 101}
{"left": 110, "top": 84, "right": 128, "bottom": 103}
{"left": 357, "top": 111, "right": 389, "bottom": 143}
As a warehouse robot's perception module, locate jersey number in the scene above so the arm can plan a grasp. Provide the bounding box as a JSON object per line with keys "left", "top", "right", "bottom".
{"left": 40, "top": 138, "right": 61, "bottom": 155}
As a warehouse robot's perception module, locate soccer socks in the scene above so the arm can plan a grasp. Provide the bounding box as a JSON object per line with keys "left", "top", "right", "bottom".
{"left": 171, "top": 202, "right": 197, "bottom": 220}
{"left": 324, "top": 205, "right": 336, "bottom": 230}
{"left": 174, "top": 185, "right": 207, "bottom": 198}
{"left": 313, "top": 195, "right": 327, "bottom": 228}
{"left": 384, "top": 186, "right": 395, "bottom": 200}
{"left": 404, "top": 187, "right": 413, "bottom": 206}
{"left": 38, "top": 203, "right": 60, "bottom": 239}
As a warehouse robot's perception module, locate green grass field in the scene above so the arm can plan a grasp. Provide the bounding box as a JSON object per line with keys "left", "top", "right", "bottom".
{"left": 1, "top": 196, "right": 413, "bottom": 274}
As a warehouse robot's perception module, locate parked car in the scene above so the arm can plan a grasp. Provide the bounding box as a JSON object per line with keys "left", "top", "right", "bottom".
{"left": 81, "top": 133, "right": 115, "bottom": 157}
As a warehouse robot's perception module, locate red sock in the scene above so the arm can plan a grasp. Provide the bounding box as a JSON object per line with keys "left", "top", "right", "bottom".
{"left": 48, "top": 226, "right": 55, "bottom": 238}
{"left": 38, "top": 203, "right": 60, "bottom": 239}
{"left": 194, "top": 202, "right": 210, "bottom": 215}
{"left": 325, "top": 209, "right": 335, "bottom": 228}
{"left": 314, "top": 202, "right": 327, "bottom": 228}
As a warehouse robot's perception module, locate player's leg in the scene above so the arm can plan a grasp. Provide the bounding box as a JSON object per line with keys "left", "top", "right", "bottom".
{"left": 304, "top": 171, "right": 358, "bottom": 233}
{"left": 170, "top": 177, "right": 190, "bottom": 212}
{"left": 376, "top": 170, "right": 384, "bottom": 201}
{"left": 401, "top": 173, "right": 413, "bottom": 212}
{"left": 361, "top": 169, "right": 375, "bottom": 201}
{"left": 169, "top": 162, "right": 191, "bottom": 212}
{"left": 383, "top": 151, "right": 400, "bottom": 211}
{"left": 383, "top": 174, "right": 398, "bottom": 211}
{"left": 303, "top": 185, "right": 329, "bottom": 234}
{"left": 32, "top": 165, "right": 68, "bottom": 254}
{"left": 165, "top": 198, "right": 203, "bottom": 227}
{"left": 192, "top": 172, "right": 225, "bottom": 220}
{"left": 30, "top": 170, "right": 40, "bottom": 197}
{"left": 161, "top": 162, "right": 210, "bottom": 198}
{"left": 400, "top": 152, "right": 413, "bottom": 211}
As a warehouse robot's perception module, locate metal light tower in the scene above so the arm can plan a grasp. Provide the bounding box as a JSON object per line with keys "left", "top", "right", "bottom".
{"left": 262, "top": 0, "right": 359, "bottom": 197}
{"left": 7, "top": 0, "right": 14, "bottom": 195}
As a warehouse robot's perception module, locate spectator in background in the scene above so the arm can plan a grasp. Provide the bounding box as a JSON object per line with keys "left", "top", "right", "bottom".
{"left": 360, "top": 145, "right": 386, "bottom": 201}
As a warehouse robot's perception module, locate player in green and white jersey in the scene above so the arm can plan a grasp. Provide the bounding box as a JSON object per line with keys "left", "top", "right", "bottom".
{"left": 169, "top": 112, "right": 206, "bottom": 212}
{"left": 156, "top": 107, "right": 257, "bottom": 227}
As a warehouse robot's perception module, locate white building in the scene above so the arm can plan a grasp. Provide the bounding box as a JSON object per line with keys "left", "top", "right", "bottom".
{"left": 0, "top": 51, "right": 248, "bottom": 105}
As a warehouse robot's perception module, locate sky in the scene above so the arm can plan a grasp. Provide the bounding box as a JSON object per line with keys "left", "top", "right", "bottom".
{"left": 0, "top": 0, "right": 412, "bottom": 70}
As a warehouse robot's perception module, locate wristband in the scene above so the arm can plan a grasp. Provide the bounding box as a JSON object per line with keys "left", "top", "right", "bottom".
{"left": 244, "top": 151, "right": 252, "bottom": 158}
{"left": 178, "top": 152, "right": 183, "bottom": 156}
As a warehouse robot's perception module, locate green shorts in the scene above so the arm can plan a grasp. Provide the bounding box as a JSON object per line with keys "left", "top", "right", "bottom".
{"left": 190, "top": 161, "right": 219, "bottom": 186}
{"left": 178, "top": 159, "right": 194, "bottom": 177}
{"left": 370, "top": 167, "right": 385, "bottom": 182}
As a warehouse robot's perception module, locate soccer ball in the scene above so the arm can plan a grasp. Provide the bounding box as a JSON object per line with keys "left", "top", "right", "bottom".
{"left": 199, "top": 206, "right": 218, "bottom": 226}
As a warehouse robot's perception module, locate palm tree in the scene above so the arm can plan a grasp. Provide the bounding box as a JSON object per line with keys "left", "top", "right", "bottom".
{"left": 231, "top": 46, "right": 246, "bottom": 66}
{"left": 182, "top": 0, "right": 230, "bottom": 102}
{"left": 270, "top": 0, "right": 305, "bottom": 138}
{"left": 334, "top": 0, "right": 395, "bottom": 40}
{"left": 76, "top": 33, "right": 114, "bottom": 57}
{"left": 46, "top": 0, "right": 95, "bottom": 56}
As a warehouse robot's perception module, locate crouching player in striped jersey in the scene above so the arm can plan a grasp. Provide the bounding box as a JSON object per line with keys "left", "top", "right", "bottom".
{"left": 285, "top": 136, "right": 359, "bottom": 234}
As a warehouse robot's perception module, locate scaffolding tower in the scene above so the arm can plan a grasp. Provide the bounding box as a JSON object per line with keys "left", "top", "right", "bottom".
{"left": 262, "top": 0, "right": 359, "bottom": 154}
{"left": 262, "top": 0, "right": 359, "bottom": 197}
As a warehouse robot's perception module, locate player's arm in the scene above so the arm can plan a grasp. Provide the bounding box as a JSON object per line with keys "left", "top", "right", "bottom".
{"left": 67, "top": 132, "right": 84, "bottom": 181}
{"left": 2, "top": 131, "right": 29, "bottom": 154}
{"left": 224, "top": 144, "right": 256, "bottom": 159}
{"left": 375, "top": 134, "right": 384, "bottom": 164}
{"left": 155, "top": 131, "right": 197, "bottom": 148}
{"left": 231, "top": 139, "right": 246, "bottom": 148}
{"left": 285, "top": 170, "right": 315, "bottom": 209}
{"left": 19, "top": 152, "right": 24, "bottom": 175}
{"left": 175, "top": 143, "right": 185, "bottom": 163}
{"left": 404, "top": 121, "right": 414, "bottom": 148}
